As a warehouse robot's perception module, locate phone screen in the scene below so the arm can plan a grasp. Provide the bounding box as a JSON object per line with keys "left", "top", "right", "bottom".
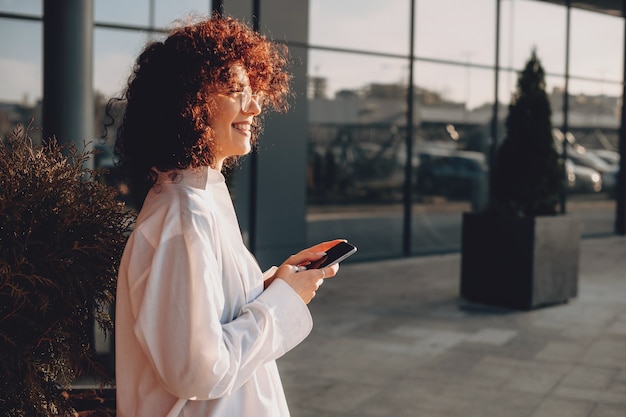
{"left": 309, "top": 242, "right": 357, "bottom": 269}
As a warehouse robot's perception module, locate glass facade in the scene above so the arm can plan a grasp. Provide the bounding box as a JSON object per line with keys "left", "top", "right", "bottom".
{"left": 0, "top": 0, "right": 624, "bottom": 263}
{"left": 305, "top": 0, "right": 624, "bottom": 260}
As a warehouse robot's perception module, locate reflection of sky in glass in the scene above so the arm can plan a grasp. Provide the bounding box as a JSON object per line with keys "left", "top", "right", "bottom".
{"left": 571, "top": 8, "right": 624, "bottom": 80}
{"left": 154, "top": 0, "right": 211, "bottom": 28}
{"left": 309, "top": 0, "right": 410, "bottom": 55}
{"left": 416, "top": 63, "right": 494, "bottom": 110}
{"left": 0, "top": 19, "right": 41, "bottom": 104}
{"left": 308, "top": 0, "right": 622, "bottom": 110}
{"left": 569, "top": 79, "right": 623, "bottom": 98}
{"left": 95, "top": 0, "right": 212, "bottom": 27}
{"left": 309, "top": 50, "right": 408, "bottom": 99}
{"left": 415, "top": 0, "right": 495, "bottom": 66}
{"left": 95, "top": 0, "right": 151, "bottom": 26}
{"left": 0, "top": 0, "right": 41, "bottom": 16}
{"left": 0, "top": 0, "right": 623, "bottom": 106}
{"left": 94, "top": 28, "right": 150, "bottom": 98}
{"left": 499, "top": 0, "right": 567, "bottom": 75}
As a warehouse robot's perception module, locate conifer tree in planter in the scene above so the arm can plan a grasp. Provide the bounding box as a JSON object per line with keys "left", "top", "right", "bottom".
{"left": 0, "top": 124, "right": 135, "bottom": 416}
{"left": 460, "top": 50, "right": 581, "bottom": 310}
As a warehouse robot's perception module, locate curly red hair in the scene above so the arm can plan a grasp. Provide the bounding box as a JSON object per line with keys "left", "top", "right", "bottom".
{"left": 109, "top": 15, "right": 292, "bottom": 205}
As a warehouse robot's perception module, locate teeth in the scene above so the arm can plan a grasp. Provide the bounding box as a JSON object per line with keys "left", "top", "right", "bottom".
{"left": 233, "top": 123, "right": 250, "bottom": 131}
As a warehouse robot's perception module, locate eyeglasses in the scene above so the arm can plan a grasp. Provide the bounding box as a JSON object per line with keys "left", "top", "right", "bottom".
{"left": 229, "top": 86, "right": 263, "bottom": 112}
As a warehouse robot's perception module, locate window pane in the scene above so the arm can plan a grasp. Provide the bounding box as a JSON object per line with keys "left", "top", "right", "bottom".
{"left": 94, "top": 28, "right": 154, "bottom": 99}
{"left": 412, "top": 62, "right": 494, "bottom": 255}
{"left": 0, "top": 18, "right": 42, "bottom": 140}
{"left": 94, "top": 27, "right": 158, "bottom": 152}
{"left": 309, "top": 51, "right": 409, "bottom": 101}
{"left": 307, "top": 50, "right": 408, "bottom": 260}
{"left": 94, "top": 28, "right": 154, "bottom": 200}
{"left": 565, "top": 78, "right": 620, "bottom": 237}
{"left": 416, "top": 61, "right": 495, "bottom": 123}
{"left": 155, "top": 0, "right": 212, "bottom": 28}
{"left": 571, "top": 8, "right": 623, "bottom": 82}
{"left": 309, "top": 0, "right": 410, "bottom": 55}
{"left": 500, "top": 0, "right": 566, "bottom": 77}
{"left": 0, "top": 0, "right": 41, "bottom": 16}
{"left": 415, "top": 0, "right": 496, "bottom": 68}
{"left": 95, "top": 0, "right": 151, "bottom": 27}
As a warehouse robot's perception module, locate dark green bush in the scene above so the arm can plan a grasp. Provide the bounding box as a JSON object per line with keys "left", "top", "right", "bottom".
{"left": 0, "top": 125, "right": 135, "bottom": 416}
{"left": 489, "top": 49, "right": 564, "bottom": 217}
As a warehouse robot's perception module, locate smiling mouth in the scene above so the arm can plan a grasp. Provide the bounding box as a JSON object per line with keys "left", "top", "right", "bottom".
{"left": 232, "top": 123, "right": 251, "bottom": 132}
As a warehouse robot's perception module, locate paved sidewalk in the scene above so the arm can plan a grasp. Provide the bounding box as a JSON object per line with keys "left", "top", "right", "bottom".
{"left": 278, "top": 236, "right": 626, "bottom": 417}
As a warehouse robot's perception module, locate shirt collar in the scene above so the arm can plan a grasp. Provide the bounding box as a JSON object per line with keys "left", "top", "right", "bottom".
{"left": 154, "top": 166, "right": 225, "bottom": 190}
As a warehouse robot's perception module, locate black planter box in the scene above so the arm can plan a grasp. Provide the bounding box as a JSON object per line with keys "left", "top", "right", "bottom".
{"left": 460, "top": 212, "right": 581, "bottom": 310}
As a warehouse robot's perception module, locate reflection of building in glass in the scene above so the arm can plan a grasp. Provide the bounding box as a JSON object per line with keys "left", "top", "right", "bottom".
{"left": 308, "top": 77, "right": 621, "bottom": 139}
{"left": 0, "top": 101, "right": 42, "bottom": 143}
{"left": 306, "top": 77, "right": 621, "bottom": 209}
{"left": 308, "top": 76, "right": 328, "bottom": 99}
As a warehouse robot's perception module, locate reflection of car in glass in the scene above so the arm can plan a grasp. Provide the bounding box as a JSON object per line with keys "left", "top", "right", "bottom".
{"left": 308, "top": 125, "right": 408, "bottom": 202}
{"left": 416, "top": 148, "right": 488, "bottom": 200}
{"left": 568, "top": 150, "right": 617, "bottom": 193}
{"left": 592, "top": 149, "right": 620, "bottom": 166}
{"left": 566, "top": 159, "right": 602, "bottom": 194}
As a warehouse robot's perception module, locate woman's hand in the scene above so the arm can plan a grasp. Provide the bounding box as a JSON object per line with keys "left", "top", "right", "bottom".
{"left": 265, "top": 240, "right": 344, "bottom": 304}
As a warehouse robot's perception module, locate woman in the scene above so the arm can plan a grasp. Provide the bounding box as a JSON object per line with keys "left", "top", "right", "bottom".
{"left": 112, "top": 15, "right": 341, "bottom": 417}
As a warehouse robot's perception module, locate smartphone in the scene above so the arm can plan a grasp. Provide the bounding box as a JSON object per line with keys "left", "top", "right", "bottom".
{"left": 308, "top": 241, "right": 357, "bottom": 269}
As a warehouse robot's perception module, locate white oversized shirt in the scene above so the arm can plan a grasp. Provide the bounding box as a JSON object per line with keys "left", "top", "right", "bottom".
{"left": 115, "top": 166, "right": 313, "bottom": 417}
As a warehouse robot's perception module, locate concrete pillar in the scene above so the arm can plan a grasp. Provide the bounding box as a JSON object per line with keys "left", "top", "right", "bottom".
{"left": 43, "top": 0, "right": 94, "bottom": 163}
{"left": 224, "top": 0, "right": 309, "bottom": 268}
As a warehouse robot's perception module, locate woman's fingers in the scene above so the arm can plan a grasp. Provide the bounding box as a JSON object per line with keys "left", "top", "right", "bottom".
{"left": 319, "top": 264, "right": 339, "bottom": 280}
{"left": 308, "top": 239, "right": 346, "bottom": 253}
{"left": 272, "top": 242, "right": 344, "bottom": 304}
{"left": 280, "top": 240, "right": 346, "bottom": 269}
{"left": 276, "top": 263, "right": 339, "bottom": 304}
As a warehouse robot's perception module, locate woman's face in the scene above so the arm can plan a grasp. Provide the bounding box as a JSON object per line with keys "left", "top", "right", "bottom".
{"left": 211, "top": 66, "right": 262, "bottom": 170}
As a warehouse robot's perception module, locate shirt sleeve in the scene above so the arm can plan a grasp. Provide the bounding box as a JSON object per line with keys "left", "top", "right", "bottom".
{"left": 128, "top": 213, "right": 312, "bottom": 401}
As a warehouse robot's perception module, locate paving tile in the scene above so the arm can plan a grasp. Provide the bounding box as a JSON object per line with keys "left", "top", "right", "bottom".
{"left": 367, "top": 339, "right": 440, "bottom": 358}
{"left": 607, "top": 319, "right": 626, "bottom": 336}
{"left": 450, "top": 399, "right": 538, "bottom": 417}
{"left": 356, "top": 379, "right": 452, "bottom": 417}
{"left": 486, "top": 330, "right": 555, "bottom": 360}
{"left": 502, "top": 365, "right": 568, "bottom": 395}
{"left": 503, "top": 374, "right": 560, "bottom": 396}
{"left": 311, "top": 311, "right": 379, "bottom": 337}
{"left": 298, "top": 382, "right": 381, "bottom": 414}
{"left": 414, "top": 331, "right": 468, "bottom": 354}
{"left": 529, "top": 398, "right": 595, "bottom": 417}
{"left": 282, "top": 376, "right": 338, "bottom": 412}
{"left": 534, "top": 341, "right": 587, "bottom": 362}
{"left": 466, "top": 356, "right": 519, "bottom": 389}
{"left": 561, "top": 366, "right": 616, "bottom": 390}
{"left": 582, "top": 339, "right": 626, "bottom": 369}
{"left": 436, "top": 381, "right": 541, "bottom": 417}
{"left": 552, "top": 385, "right": 626, "bottom": 406}
{"left": 590, "top": 404, "right": 626, "bottom": 417}
{"left": 615, "top": 369, "right": 626, "bottom": 384}
{"left": 287, "top": 409, "right": 320, "bottom": 417}
{"left": 465, "top": 328, "right": 518, "bottom": 345}
{"left": 559, "top": 324, "right": 604, "bottom": 341}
